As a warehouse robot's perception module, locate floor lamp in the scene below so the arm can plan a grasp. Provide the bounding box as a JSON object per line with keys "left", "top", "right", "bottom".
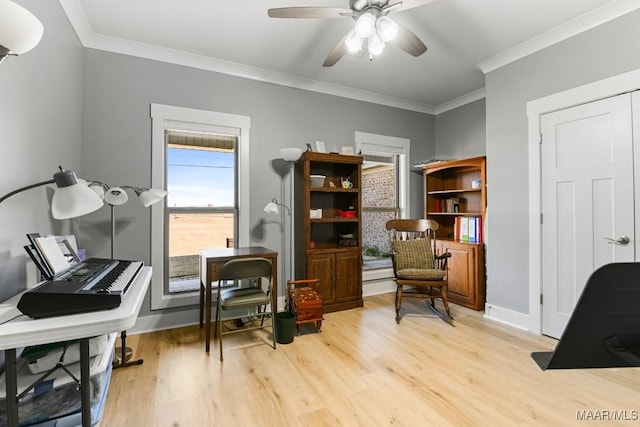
{"left": 88, "top": 182, "right": 167, "bottom": 368}
{"left": 264, "top": 148, "right": 302, "bottom": 290}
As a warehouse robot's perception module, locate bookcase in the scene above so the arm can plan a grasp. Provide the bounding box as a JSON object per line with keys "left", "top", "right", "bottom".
{"left": 293, "top": 152, "right": 363, "bottom": 313}
{"left": 423, "top": 156, "right": 486, "bottom": 310}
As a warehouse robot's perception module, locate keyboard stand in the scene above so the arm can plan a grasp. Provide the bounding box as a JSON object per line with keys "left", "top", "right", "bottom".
{"left": 113, "top": 330, "right": 143, "bottom": 369}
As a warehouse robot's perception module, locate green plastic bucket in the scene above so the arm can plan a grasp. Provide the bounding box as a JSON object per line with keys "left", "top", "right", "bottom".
{"left": 275, "top": 312, "right": 296, "bottom": 344}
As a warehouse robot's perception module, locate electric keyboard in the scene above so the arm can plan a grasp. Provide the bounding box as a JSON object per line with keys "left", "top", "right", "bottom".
{"left": 17, "top": 258, "right": 143, "bottom": 318}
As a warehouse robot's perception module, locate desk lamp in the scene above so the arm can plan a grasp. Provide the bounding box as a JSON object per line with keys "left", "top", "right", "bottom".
{"left": 0, "top": 167, "right": 103, "bottom": 218}
{"left": 0, "top": 0, "right": 44, "bottom": 65}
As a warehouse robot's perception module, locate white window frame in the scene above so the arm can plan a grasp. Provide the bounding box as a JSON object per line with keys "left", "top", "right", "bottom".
{"left": 150, "top": 104, "right": 250, "bottom": 310}
{"left": 355, "top": 131, "right": 410, "bottom": 283}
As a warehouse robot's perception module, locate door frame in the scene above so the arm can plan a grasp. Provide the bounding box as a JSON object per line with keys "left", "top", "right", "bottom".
{"left": 526, "top": 68, "right": 640, "bottom": 334}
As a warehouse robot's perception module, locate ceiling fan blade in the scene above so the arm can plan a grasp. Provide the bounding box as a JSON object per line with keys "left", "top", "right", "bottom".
{"left": 323, "top": 32, "right": 351, "bottom": 67}
{"left": 387, "top": 0, "right": 436, "bottom": 13}
{"left": 268, "top": 7, "right": 352, "bottom": 19}
{"left": 391, "top": 24, "right": 427, "bottom": 57}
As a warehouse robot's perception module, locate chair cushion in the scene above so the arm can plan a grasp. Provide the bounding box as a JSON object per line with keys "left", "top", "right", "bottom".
{"left": 392, "top": 238, "right": 436, "bottom": 270}
{"left": 220, "top": 287, "right": 270, "bottom": 310}
{"left": 396, "top": 268, "right": 446, "bottom": 281}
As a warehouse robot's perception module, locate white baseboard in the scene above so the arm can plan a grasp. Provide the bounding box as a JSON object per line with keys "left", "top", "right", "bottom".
{"left": 483, "top": 303, "right": 530, "bottom": 331}
{"left": 362, "top": 278, "right": 396, "bottom": 297}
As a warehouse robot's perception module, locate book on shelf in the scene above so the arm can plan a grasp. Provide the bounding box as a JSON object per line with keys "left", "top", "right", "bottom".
{"left": 468, "top": 217, "right": 476, "bottom": 243}
{"left": 454, "top": 217, "right": 459, "bottom": 240}
{"left": 445, "top": 197, "right": 459, "bottom": 213}
{"left": 460, "top": 217, "right": 469, "bottom": 242}
{"left": 454, "top": 217, "right": 483, "bottom": 244}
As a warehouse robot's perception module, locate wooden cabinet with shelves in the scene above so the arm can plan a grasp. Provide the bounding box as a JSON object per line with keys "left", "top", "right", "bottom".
{"left": 294, "top": 152, "right": 363, "bottom": 313}
{"left": 424, "top": 156, "right": 486, "bottom": 310}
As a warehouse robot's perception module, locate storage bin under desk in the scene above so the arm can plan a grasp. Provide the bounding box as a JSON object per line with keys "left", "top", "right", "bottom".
{"left": 0, "top": 333, "right": 116, "bottom": 427}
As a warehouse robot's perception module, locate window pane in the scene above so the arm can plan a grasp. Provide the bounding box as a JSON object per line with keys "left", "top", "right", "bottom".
{"left": 169, "top": 211, "right": 235, "bottom": 259}
{"left": 167, "top": 146, "right": 234, "bottom": 208}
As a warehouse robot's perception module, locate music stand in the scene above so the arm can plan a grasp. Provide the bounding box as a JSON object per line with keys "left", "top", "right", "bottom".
{"left": 532, "top": 262, "right": 640, "bottom": 370}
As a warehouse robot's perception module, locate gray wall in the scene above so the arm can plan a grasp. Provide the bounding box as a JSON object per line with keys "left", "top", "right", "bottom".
{"left": 0, "top": 0, "right": 84, "bottom": 302}
{"left": 435, "top": 98, "right": 486, "bottom": 159}
{"left": 79, "top": 49, "right": 435, "bottom": 319}
{"left": 485, "top": 10, "right": 640, "bottom": 314}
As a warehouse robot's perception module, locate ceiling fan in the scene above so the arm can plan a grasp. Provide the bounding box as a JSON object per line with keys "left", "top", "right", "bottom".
{"left": 268, "top": 0, "right": 433, "bottom": 67}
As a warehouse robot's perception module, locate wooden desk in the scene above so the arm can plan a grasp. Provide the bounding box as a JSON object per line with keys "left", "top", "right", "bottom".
{"left": 199, "top": 247, "right": 278, "bottom": 353}
{"left": 0, "top": 267, "right": 152, "bottom": 427}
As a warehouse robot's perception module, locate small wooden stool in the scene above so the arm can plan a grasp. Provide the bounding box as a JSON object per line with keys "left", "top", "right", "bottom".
{"left": 286, "top": 279, "right": 323, "bottom": 335}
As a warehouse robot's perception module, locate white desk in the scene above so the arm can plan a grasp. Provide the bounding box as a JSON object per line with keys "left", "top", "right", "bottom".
{"left": 0, "top": 266, "right": 151, "bottom": 427}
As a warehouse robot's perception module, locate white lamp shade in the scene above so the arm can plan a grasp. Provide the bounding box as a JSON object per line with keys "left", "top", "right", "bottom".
{"left": 138, "top": 188, "right": 167, "bottom": 207}
{"left": 89, "top": 184, "right": 105, "bottom": 200}
{"left": 368, "top": 32, "right": 385, "bottom": 56}
{"left": 376, "top": 16, "right": 399, "bottom": 42}
{"left": 264, "top": 201, "right": 279, "bottom": 214}
{"left": 104, "top": 187, "right": 129, "bottom": 206}
{"left": 51, "top": 183, "right": 104, "bottom": 219}
{"left": 280, "top": 148, "right": 303, "bottom": 162}
{"left": 0, "top": 0, "right": 44, "bottom": 55}
{"left": 355, "top": 12, "right": 376, "bottom": 38}
{"left": 345, "top": 29, "right": 363, "bottom": 53}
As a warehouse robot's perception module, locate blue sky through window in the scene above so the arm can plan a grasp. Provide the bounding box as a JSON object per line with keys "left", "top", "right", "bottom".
{"left": 167, "top": 147, "right": 234, "bottom": 207}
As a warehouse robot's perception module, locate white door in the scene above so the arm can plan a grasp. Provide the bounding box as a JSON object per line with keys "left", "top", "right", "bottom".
{"left": 541, "top": 93, "right": 635, "bottom": 338}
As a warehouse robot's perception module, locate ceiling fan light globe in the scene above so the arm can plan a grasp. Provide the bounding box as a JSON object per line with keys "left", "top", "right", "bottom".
{"left": 355, "top": 12, "right": 376, "bottom": 38}
{"left": 376, "top": 16, "right": 399, "bottom": 41}
{"left": 368, "top": 33, "right": 385, "bottom": 56}
{"left": 345, "top": 29, "right": 363, "bottom": 53}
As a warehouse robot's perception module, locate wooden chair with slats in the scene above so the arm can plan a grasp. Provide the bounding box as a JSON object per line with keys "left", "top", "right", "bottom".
{"left": 386, "top": 219, "right": 453, "bottom": 323}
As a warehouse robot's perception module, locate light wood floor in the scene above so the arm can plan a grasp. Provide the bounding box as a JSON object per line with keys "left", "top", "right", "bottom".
{"left": 102, "top": 294, "right": 640, "bottom": 426}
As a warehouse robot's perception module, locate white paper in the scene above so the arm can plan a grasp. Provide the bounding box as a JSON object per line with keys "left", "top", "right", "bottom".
{"left": 35, "top": 236, "right": 72, "bottom": 274}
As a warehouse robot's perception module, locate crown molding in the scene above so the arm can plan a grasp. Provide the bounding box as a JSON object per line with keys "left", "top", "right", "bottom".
{"left": 58, "top": 0, "right": 436, "bottom": 115}
{"left": 477, "top": 0, "right": 640, "bottom": 74}
{"left": 434, "top": 88, "right": 485, "bottom": 114}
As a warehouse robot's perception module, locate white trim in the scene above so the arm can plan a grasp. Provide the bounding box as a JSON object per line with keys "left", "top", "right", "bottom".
{"left": 362, "top": 278, "right": 396, "bottom": 297}
{"left": 150, "top": 103, "right": 251, "bottom": 310}
{"left": 483, "top": 303, "right": 530, "bottom": 331}
{"left": 478, "top": 0, "right": 640, "bottom": 74}
{"left": 434, "top": 88, "right": 486, "bottom": 114}
{"left": 526, "top": 67, "right": 640, "bottom": 334}
{"left": 362, "top": 267, "right": 394, "bottom": 282}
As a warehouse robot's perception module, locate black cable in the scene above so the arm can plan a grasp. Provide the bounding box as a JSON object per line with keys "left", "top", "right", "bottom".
{"left": 1, "top": 313, "right": 27, "bottom": 325}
